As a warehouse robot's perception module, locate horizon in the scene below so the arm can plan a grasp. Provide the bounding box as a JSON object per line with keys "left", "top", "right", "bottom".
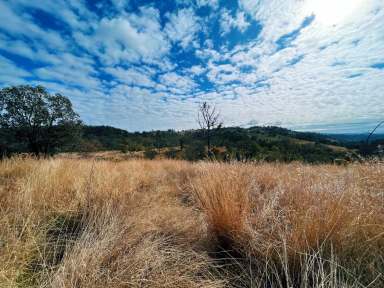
{"left": 0, "top": 0, "right": 383, "bottom": 134}
{"left": 84, "top": 122, "right": 384, "bottom": 136}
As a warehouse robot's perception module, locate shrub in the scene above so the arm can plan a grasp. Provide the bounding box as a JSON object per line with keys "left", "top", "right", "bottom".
{"left": 144, "top": 149, "right": 157, "bottom": 159}
{"left": 165, "top": 148, "right": 178, "bottom": 159}
{"left": 183, "top": 142, "right": 206, "bottom": 161}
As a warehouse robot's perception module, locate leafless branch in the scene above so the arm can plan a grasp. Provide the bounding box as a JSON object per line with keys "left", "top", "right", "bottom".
{"left": 197, "top": 102, "right": 222, "bottom": 152}
{"left": 366, "top": 120, "right": 384, "bottom": 144}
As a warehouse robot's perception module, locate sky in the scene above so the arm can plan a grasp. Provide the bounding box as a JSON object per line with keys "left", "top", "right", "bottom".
{"left": 0, "top": 0, "right": 383, "bottom": 133}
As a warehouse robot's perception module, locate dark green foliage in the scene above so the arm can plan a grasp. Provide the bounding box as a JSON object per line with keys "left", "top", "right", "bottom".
{"left": 81, "top": 126, "right": 181, "bottom": 151}
{"left": 165, "top": 148, "right": 179, "bottom": 159}
{"left": 0, "top": 128, "right": 21, "bottom": 158}
{"left": 1, "top": 119, "right": 353, "bottom": 163}
{"left": 183, "top": 141, "right": 206, "bottom": 161}
{"left": 0, "top": 85, "right": 81, "bottom": 156}
{"left": 74, "top": 125, "right": 353, "bottom": 163}
{"left": 144, "top": 149, "right": 157, "bottom": 160}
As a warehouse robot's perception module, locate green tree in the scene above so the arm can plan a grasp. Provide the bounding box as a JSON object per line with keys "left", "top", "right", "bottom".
{"left": 0, "top": 85, "right": 81, "bottom": 156}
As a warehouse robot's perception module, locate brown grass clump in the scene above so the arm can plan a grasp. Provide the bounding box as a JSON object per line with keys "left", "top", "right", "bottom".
{"left": 191, "top": 163, "right": 253, "bottom": 250}
{"left": 0, "top": 157, "right": 383, "bottom": 287}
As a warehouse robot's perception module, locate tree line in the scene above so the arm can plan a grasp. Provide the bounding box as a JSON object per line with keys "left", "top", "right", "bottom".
{"left": 1, "top": 85, "right": 372, "bottom": 163}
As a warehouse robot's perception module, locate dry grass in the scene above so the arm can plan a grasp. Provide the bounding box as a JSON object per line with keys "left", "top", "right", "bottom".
{"left": 0, "top": 157, "right": 383, "bottom": 287}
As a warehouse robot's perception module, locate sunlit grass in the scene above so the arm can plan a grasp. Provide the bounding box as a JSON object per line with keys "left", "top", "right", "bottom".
{"left": 0, "top": 157, "right": 383, "bottom": 287}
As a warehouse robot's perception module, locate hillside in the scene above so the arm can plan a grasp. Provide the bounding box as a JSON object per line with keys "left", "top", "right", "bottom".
{"left": 78, "top": 125, "right": 352, "bottom": 163}
{"left": 326, "top": 133, "right": 384, "bottom": 143}
{"left": 1, "top": 124, "right": 367, "bottom": 163}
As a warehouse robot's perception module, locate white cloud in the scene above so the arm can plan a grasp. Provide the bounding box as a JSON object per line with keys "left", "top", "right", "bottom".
{"left": 0, "top": 36, "right": 36, "bottom": 59}
{"left": 196, "top": 0, "right": 219, "bottom": 9}
{"left": 239, "top": 0, "right": 306, "bottom": 42}
{"left": 206, "top": 61, "right": 240, "bottom": 85}
{"left": 76, "top": 7, "right": 170, "bottom": 65}
{"left": 189, "top": 1, "right": 384, "bottom": 131}
{"left": 105, "top": 66, "right": 156, "bottom": 88}
{"left": 188, "top": 65, "right": 206, "bottom": 75}
{"left": 159, "top": 72, "right": 197, "bottom": 94}
{"left": 10, "top": 0, "right": 94, "bottom": 31}
{"left": 164, "top": 8, "right": 200, "bottom": 49}
{"left": 0, "top": 0, "right": 383, "bottom": 132}
{"left": 35, "top": 64, "right": 100, "bottom": 91}
{"left": 220, "top": 9, "right": 250, "bottom": 35}
{"left": 0, "top": 55, "right": 31, "bottom": 84}
{"left": 0, "top": 2, "right": 68, "bottom": 50}
{"left": 110, "top": 0, "right": 129, "bottom": 10}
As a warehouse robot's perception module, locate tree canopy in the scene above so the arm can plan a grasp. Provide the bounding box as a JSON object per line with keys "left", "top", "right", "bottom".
{"left": 0, "top": 85, "right": 81, "bottom": 156}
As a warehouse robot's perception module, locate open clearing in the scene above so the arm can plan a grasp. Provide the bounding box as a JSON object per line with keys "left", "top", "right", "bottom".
{"left": 0, "top": 157, "right": 383, "bottom": 287}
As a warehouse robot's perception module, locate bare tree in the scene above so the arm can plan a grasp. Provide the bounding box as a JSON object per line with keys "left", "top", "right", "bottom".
{"left": 361, "top": 120, "right": 384, "bottom": 156}
{"left": 366, "top": 120, "right": 384, "bottom": 145}
{"left": 197, "top": 102, "right": 222, "bottom": 153}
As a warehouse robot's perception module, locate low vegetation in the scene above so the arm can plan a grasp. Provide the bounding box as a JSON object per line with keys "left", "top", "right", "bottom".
{"left": 78, "top": 125, "right": 354, "bottom": 163}
{"left": 1, "top": 157, "right": 383, "bottom": 287}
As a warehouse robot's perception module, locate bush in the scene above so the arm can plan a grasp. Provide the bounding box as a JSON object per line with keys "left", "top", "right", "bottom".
{"left": 165, "top": 148, "right": 178, "bottom": 159}
{"left": 183, "top": 142, "right": 206, "bottom": 161}
{"left": 144, "top": 149, "right": 157, "bottom": 159}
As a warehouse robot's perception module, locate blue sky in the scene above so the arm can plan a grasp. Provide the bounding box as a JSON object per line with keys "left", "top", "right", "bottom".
{"left": 0, "top": 0, "right": 383, "bottom": 133}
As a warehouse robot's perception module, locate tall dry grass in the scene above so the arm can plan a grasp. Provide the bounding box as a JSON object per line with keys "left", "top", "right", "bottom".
{"left": 0, "top": 157, "right": 383, "bottom": 287}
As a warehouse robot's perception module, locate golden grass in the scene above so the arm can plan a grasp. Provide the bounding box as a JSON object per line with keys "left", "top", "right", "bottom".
{"left": 0, "top": 157, "right": 383, "bottom": 287}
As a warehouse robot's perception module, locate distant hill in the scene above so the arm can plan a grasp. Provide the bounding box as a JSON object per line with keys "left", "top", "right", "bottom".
{"left": 77, "top": 125, "right": 353, "bottom": 163}
{"left": 326, "top": 133, "right": 384, "bottom": 143}
{"left": 1, "top": 124, "right": 363, "bottom": 163}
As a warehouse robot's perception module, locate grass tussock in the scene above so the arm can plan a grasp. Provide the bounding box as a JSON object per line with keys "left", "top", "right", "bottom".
{"left": 0, "top": 157, "right": 383, "bottom": 287}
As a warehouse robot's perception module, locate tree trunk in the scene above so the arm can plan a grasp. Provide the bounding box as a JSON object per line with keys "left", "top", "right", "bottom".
{"left": 27, "top": 134, "right": 40, "bottom": 156}
{"left": 207, "top": 128, "right": 211, "bottom": 152}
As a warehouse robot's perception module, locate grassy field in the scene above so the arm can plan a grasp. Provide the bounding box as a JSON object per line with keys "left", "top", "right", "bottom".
{"left": 0, "top": 157, "right": 383, "bottom": 287}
